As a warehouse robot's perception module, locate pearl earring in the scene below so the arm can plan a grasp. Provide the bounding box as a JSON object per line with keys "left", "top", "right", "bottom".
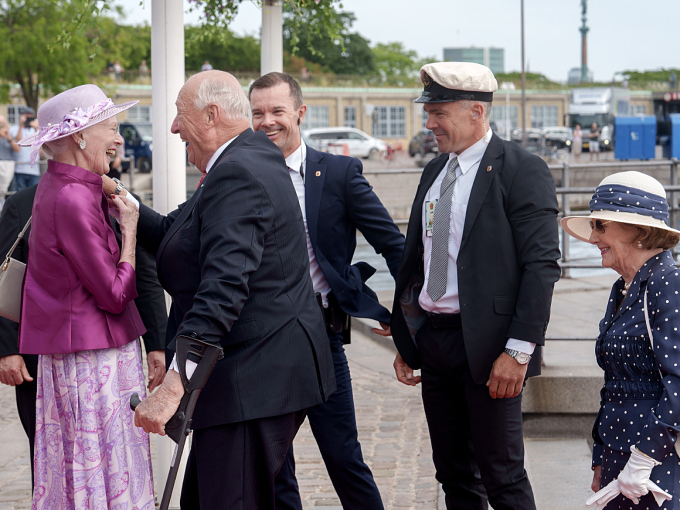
{"left": 637, "top": 241, "right": 643, "bottom": 249}
{"left": 79, "top": 139, "right": 87, "bottom": 150}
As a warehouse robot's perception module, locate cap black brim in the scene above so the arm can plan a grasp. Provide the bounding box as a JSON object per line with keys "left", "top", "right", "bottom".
{"left": 414, "top": 90, "right": 494, "bottom": 104}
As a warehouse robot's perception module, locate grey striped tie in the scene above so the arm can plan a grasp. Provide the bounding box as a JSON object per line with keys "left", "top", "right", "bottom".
{"left": 427, "top": 157, "right": 460, "bottom": 302}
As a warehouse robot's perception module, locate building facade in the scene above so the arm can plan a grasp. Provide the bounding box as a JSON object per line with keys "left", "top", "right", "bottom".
{"left": 443, "top": 47, "right": 505, "bottom": 75}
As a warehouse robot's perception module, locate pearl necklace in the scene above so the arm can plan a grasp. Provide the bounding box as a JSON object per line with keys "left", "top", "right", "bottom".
{"left": 621, "top": 281, "right": 632, "bottom": 296}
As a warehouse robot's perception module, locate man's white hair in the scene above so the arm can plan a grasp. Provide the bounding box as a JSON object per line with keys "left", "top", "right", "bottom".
{"left": 458, "top": 100, "right": 492, "bottom": 120}
{"left": 194, "top": 76, "right": 251, "bottom": 121}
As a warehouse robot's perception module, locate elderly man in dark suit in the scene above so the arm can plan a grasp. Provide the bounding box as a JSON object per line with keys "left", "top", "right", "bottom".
{"left": 105, "top": 70, "right": 336, "bottom": 510}
{"left": 390, "top": 62, "right": 561, "bottom": 510}
{"left": 249, "top": 72, "right": 405, "bottom": 510}
{"left": 0, "top": 184, "right": 168, "bottom": 485}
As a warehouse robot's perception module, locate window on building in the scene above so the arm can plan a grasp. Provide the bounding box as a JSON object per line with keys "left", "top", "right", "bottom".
{"left": 6, "top": 105, "right": 24, "bottom": 126}
{"left": 631, "top": 104, "right": 647, "bottom": 115}
{"left": 126, "top": 105, "right": 152, "bottom": 123}
{"left": 374, "top": 106, "right": 406, "bottom": 138}
{"left": 489, "top": 105, "right": 518, "bottom": 139}
{"left": 531, "top": 105, "right": 558, "bottom": 129}
{"left": 344, "top": 106, "right": 357, "bottom": 128}
{"left": 301, "top": 106, "right": 330, "bottom": 130}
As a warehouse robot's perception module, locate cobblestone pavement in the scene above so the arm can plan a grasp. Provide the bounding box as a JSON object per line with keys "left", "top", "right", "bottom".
{"left": 0, "top": 333, "right": 438, "bottom": 510}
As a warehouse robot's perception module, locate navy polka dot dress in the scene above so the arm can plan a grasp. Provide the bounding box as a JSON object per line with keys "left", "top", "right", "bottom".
{"left": 592, "top": 251, "right": 680, "bottom": 509}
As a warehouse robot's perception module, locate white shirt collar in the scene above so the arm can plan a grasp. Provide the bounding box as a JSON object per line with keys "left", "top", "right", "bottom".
{"left": 447, "top": 129, "right": 492, "bottom": 175}
{"left": 205, "top": 134, "right": 239, "bottom": 174}
{"left": 285, "top": 142, "right": 306, "bottom": 174}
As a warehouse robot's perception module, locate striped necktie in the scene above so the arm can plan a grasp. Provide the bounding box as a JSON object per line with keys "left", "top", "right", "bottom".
{"left": 427, "top": 157, "right": 460, "bottom": 302}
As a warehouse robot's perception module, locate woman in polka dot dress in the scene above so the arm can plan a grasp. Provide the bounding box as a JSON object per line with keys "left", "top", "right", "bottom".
{"left": 562, "top": 172, "right": 680, "bottom": 509}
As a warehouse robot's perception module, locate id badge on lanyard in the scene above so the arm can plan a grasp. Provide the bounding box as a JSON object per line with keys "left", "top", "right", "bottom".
{"left": 425, "top": 200, "right": 438, "bottom": 237}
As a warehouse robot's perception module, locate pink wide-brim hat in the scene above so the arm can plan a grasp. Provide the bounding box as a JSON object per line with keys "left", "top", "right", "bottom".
{"left": 17, "top": 84, "right": 138, "bottom": 151}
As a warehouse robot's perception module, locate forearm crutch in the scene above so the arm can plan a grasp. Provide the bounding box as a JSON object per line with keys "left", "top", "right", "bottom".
{"left": 131, "top": 335, "right": 223, "bottom": 510}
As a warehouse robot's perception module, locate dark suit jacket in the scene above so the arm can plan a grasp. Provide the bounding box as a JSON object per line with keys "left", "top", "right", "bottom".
{"left": 391, "top": 134, "right": 561, "bottom": 384}
{"left": 304, "top": 146, "right": 405, "bottom": 338}
{"left": 0, "top": 185, "right": 167, "bottom": 374}
{"left": 136, "top": 129, "right": 336, "bottom": 430}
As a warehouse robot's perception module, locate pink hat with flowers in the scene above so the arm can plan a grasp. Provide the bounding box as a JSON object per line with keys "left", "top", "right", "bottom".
{"left": 17, "top": 84, "right": 138, "bottom": 164}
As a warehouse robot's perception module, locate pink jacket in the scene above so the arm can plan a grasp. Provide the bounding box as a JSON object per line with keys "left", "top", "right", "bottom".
{"left": 19, "top": 160, "right": 146, "bottom": 354}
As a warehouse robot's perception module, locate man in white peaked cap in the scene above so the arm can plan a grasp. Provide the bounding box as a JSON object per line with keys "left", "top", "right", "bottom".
{"left": 390, "top": 62, "right": 561, "bottom": 509}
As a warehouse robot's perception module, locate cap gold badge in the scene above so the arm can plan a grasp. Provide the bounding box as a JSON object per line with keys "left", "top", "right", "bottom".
{"left": 422, "top": 72, "right": 432, "bottom": 88}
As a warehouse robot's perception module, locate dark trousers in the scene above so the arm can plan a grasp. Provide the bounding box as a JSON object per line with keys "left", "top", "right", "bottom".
{"left": 180, "top": 410, "right": 306, "bottom": 510}
{"left": 13, "top": 173, "right": 40, "bottom": 192}
{"left": 16, "top": 354, "right": 38, "bottom": 487}
{"left": 274, "top": 334, "right": 384, "bottom": 510}
{"left": 417, "top": 320, "right": 536, "bottom": 510}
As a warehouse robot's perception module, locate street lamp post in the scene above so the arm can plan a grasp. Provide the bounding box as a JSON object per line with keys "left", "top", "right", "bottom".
{"left": 520, "top": 0, "right": 527, "bottom": 148}
{"left": 261, "top": 0, "right": 284, "bottom": 75}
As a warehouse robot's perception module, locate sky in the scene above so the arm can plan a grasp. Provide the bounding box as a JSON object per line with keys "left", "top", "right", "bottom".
{"left": 116, "top": 0, "right": 679, "bottom": 83}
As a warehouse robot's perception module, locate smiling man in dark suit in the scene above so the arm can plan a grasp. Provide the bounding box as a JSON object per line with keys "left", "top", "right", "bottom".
{"left": 390, "top": 62, "right": 561, "bottom": 509}
{"left": 106, "top": 70, "right": 336, "bottom": 510}
{"left": 249, "top": 72, "right": 405, "bottom": 510}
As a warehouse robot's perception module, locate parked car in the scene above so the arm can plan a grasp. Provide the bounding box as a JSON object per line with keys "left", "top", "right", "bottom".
{"left": 120, "top": 122, "right": 153, "bottom": 173}
{"left": 542, "top": 126, "right": 573, "bottom": 151}
{"left": 510, "top": 128, "right": 544, "bottom": 153}
{"left": 408, "top": 129, "right": 439, "bottom": 158}
{"left": 302, "top": 127, "right": 388, "bottom": 160}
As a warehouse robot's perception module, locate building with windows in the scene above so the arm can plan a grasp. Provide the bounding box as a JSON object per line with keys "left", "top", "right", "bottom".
{"left": 443, "top": 47, "right": 504, "bottom": 74}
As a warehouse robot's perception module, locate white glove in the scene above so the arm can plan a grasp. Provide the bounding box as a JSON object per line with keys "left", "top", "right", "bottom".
{"left": 646, "top": 480, "right": 674, "bottom": 507}
{"left": 586, "top": 479, "right": 620, "bottom": 510}
{"left": 618, "top": 445, "right": 663, "bottom": 504}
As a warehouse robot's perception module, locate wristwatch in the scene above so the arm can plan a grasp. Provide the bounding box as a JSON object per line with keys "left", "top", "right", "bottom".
{"left": 111, "top": 177, "right": 125, "bottom": 195}
{"left": 504, "top": 348, "right": 531, "bottom": 365}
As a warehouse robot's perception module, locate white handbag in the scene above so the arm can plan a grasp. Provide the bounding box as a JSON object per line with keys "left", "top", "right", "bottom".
{"left": 0, "top": 216, "right": 31, "bottom": 323}
{"left": 643, "top": 287, "right": 680, "bottom": 456}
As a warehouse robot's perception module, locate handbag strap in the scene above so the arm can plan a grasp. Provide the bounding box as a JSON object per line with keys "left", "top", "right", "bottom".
{"left": 1, "top": 216, "right": 31, "bottom": 271}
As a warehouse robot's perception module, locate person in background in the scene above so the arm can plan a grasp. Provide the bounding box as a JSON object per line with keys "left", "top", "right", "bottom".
{"left": 108, "top": 142, "right": 126, "bottom": 180}
{"left": 562, "top": 172, "right": 680, "bottom": 510}
{"left": 249, "top": 72, "right": 405, "bottom": 510}
{"left": 0, "top": 183, "right": 169, "bottom": 488}
{"left": 0, "top": 115, "right": 19, "bottom": 210}
{"left": 589, "top": 122, "right": 601, "bottom": 161}
{"left": 10, "top": 107, "right": 41, "bottom": 191}
{"left": 139, "top": 59, "right": 150, "bottom": 80}
{"left": 17, "top": 84, "right": 158, "bottom": 509}
{"left": 572, "top": 123, "right": 583, "bottom": 163}
{"left": 114, "top": 60, "right": 124, "bottom": 82}
{"left": 201, "top": 60, "right": 214, "bottom": 72}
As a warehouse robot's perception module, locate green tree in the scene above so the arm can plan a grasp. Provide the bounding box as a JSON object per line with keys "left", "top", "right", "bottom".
{"left": 90, "top": 17, "right": 151, "bottom": 73}
{"left": 0, "top": 0, "right": 105, "bottom": 111}
{"left": 184, "top": 25, "right": 260, "bottom": 72}
{"left": 372, "top": 42, "right": 433, "bottom": 78}
{"left": 283, "top": 9, "right": 374, "bottom": 75}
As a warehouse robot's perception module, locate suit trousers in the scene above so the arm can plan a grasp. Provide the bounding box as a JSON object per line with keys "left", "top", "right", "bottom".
{"left": 180, "top": 410, "right": 306, "bottom": 510}
{"left": 15, "top": 354, "right": 38, "bottom": 487}
{"left": 274, "top": 334, "right": 384, "bottom": 510}
{"left": 417, "top": 320, "right": 536, "bottom": 510}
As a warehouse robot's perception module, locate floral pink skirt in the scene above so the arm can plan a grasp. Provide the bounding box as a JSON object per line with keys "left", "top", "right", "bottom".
{"left": 32, "top": 340, "right": 155, "bottom": 510}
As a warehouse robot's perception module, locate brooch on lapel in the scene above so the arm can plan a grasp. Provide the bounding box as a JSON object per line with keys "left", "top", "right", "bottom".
{"left": 487, "top": 166, "right": 492, "bottom": 172}
{"left": 315, "top": 171, "right": 321, "bottom": 177}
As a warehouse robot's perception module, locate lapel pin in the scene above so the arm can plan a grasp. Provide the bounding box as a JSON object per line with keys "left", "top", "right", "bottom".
{"left": 315, "top": 171, "right": 321, "bottom": 177}
{"left": 487, "top": 165, "right": 492, "bottom": 172}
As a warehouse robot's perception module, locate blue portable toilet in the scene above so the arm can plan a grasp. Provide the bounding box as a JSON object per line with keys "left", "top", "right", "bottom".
{"left": 615, "top": 116, "right": 656, "bottom": 160}
{"left": 641, "top": 116, "right": 656, "bottom": 160}
{"left": 671, "top": 115, "right": 680, "bottom": 159}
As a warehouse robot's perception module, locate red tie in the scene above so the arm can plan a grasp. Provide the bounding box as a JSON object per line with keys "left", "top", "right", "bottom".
{"left": 197, "top": 173, "right": 206, "bottom": 189}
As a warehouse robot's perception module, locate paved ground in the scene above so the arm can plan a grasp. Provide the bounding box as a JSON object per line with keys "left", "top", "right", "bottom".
{"left": 0, "top": 273, "right": 619, "bottom": 509}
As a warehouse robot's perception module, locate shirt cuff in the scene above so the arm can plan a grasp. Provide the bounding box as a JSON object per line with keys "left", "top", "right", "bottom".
{"left": 505, "top": 338, "right": 536, "bottom": 355}
{"left": 169, "top": 355, "right": 198, "bottom": 380}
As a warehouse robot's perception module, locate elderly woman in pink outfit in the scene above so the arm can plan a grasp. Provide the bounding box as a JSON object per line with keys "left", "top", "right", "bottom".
{"left": 17, "top": 85, "right": 156, "bottom": 509}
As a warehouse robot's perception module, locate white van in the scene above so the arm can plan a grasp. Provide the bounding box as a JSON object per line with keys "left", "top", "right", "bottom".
{"left": 302, "top": 127, "right": 388, "bottom": 160}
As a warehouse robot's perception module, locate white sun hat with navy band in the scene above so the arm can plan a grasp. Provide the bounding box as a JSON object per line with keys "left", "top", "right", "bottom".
{"left": 561, "top": 171, "right": 680, "bottom": 243}
{"left": 17, "top": 84, "right": 138, "bottom": 165}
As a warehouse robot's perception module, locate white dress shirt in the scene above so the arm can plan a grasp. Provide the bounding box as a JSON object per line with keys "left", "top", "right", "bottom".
{"left": 285, "top": 143, "right": 332, "bottom": 306}
{"left": 169, "top": 134, "right": 239, "bottom": 379}
{"left": 418, "top": 130, "right": 535, "bottom": 355}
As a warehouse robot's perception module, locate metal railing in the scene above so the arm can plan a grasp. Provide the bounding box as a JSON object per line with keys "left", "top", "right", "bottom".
{"left": 552, "top": 158, "right": 680, "bottom": 277}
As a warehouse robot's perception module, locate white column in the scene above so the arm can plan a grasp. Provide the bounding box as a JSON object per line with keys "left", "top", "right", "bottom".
{"left": 152, "top": 0, "right": 186, "bottom": 215}
{"left": 261, "top": 0, "right": 283, "bottom": 75}
{"left": 151, "top": 1, "right": 187, "bottom": 508}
